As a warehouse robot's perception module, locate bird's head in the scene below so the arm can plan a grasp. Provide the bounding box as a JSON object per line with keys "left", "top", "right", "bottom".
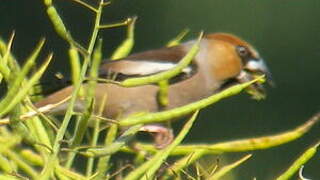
{"left": 205, "top": 33, "right": 274, "bottom": 99}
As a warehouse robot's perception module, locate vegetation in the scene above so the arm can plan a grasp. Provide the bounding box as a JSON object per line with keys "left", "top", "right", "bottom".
{"left": 0, "top": 1, "right": 318, "bottom": 179}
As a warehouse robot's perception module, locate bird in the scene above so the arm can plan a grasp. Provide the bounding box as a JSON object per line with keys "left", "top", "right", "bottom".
{"left": 33, "top": 32, "right": 273, "bottom": 148}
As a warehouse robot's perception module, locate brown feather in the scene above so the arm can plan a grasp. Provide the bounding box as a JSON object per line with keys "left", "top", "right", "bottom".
{"left": 35, "top": 33, "right": 262, "bottom": 119}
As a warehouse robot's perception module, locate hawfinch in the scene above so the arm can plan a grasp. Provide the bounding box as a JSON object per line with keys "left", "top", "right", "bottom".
{"left": 34, "top": 33, "right": 273, "bottom": 147}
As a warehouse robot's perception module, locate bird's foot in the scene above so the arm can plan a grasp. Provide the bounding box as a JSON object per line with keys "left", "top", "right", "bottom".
{"left": 140, "top": 125, "right": 174, "bottom": 149}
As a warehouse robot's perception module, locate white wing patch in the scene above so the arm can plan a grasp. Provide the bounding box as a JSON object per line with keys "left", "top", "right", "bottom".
{"left": 122, "top": 60, "right": 192, "bottom": 76}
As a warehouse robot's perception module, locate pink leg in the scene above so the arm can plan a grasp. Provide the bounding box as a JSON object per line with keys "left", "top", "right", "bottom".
{"left": 140, "top": 125, "right": 174, "bottom": 149}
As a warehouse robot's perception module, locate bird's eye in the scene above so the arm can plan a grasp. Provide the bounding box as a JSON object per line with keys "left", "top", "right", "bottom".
{"left": 236, "top": 46, "right": 249, "bottom": 57}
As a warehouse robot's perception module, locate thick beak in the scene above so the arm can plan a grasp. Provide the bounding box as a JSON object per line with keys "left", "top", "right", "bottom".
{"left": 237, "top": 58, "right": 274, "bottom": 100}
{"left": 245, "top": 58, "right": 275, "bottom": 87}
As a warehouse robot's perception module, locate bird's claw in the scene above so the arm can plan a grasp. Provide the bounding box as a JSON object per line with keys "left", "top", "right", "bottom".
{"left": 140, "top": 125, "right": 174, "bottom": 149}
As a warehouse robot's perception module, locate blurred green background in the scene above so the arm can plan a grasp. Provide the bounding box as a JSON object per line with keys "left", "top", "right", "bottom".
{"left": 0, "top": 0, "right": 319, "bottom": 179}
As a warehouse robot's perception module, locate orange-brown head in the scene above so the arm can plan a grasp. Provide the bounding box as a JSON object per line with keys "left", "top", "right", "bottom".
{"left": 203, "top": 33, "right": 273, "bottom": 91}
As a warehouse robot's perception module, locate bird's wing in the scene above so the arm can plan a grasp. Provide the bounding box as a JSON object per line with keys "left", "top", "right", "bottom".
{"left": 99, "top": 46, "right": 198, "bottom": 83}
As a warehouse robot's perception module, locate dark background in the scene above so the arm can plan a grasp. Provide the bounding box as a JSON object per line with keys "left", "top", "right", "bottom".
{"left": 0, "top": 0, "right": 319, "bottom": 179}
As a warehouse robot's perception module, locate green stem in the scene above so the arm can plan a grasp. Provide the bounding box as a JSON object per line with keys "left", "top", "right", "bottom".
{"left": 119, "top": 76, "right": 264, "bottom": 126}
{"left": 95, "top": 124, "right": 118, "bottom": 180}
{"left": 85, "top": 125, "right": 142, "bottom": 157}
{"left": 276, "top": 142, "right": 320, "bottom": 180}
{"left": 64, "top": 6, "right": 104, "bottom": 170}
{"left": 5, "top": 150, "right": 39, "bottom": 179}
{"left": 124, "top": 111, "right": 199, "bottom": 180}
{"left": 40, "top": 0, "right": 104, "bottom": 178}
